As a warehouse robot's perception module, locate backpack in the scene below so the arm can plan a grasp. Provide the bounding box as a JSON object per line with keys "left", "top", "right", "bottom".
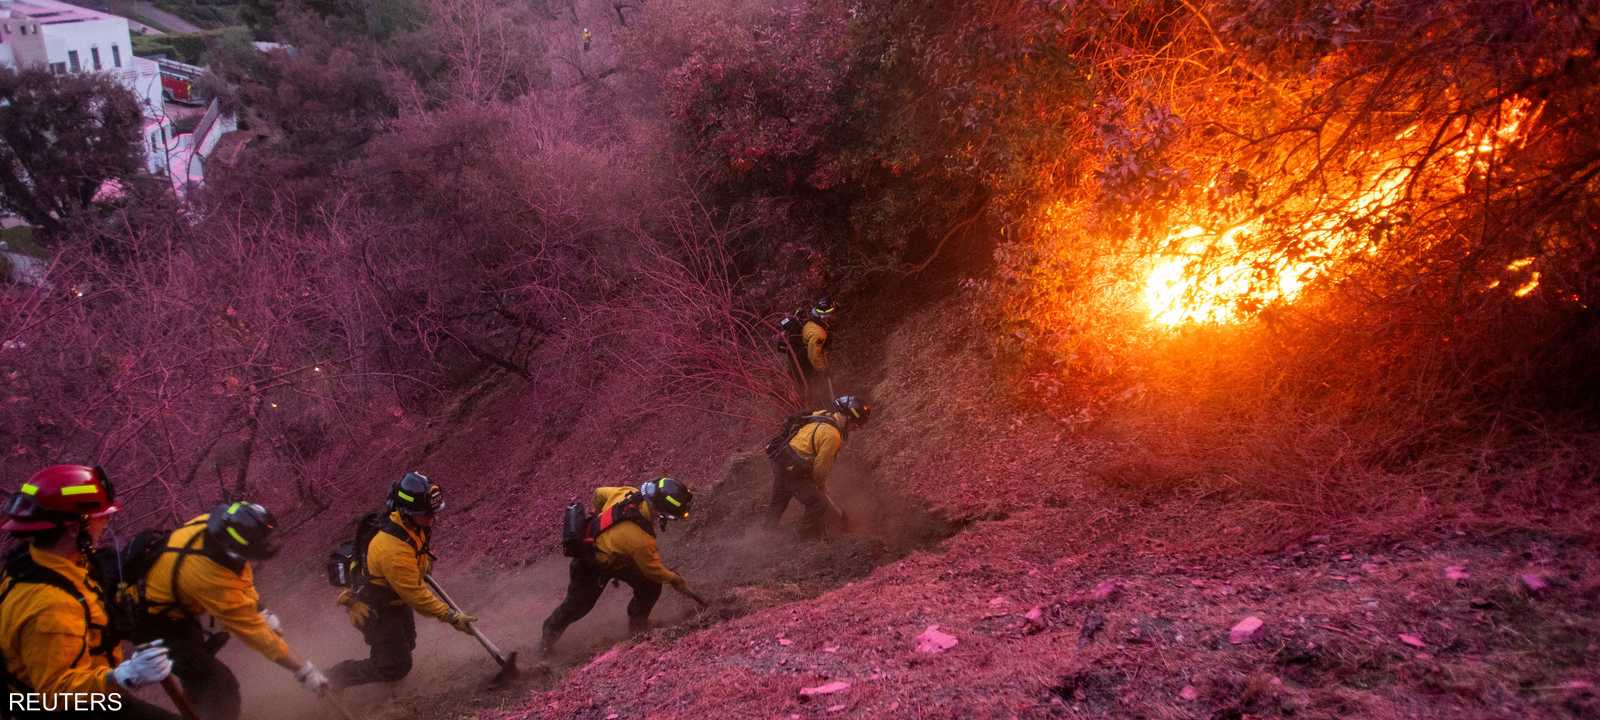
{"left": 327, "top": 512, "right": 428, "bottom": 605}
{"left": 326, "top": 512, "right": 387, "bottom": 590}
{"left": 763, "top": 413, "right": 840, "bottom": 465}
{"left": 0, "top": 545, "right": 119, "bottom": 693}
{"left": 90, "top": 521, "right": 209, "bottom": 638}
{"left": 775, "top": 309, "right": 811, "bottom": 369}
{"left": 560, "top": 492, "right": 654, "bottom": 559}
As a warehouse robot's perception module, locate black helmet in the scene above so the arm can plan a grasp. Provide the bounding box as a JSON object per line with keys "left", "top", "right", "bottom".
{"left": 205, "top": 501, "right": 280, "bottom": 562}
{"left": 387, "top": 471, "right": 444, "bottom": 515}
{"left": 833, "top": 395, "right": 872, "bottom": 427}
{"left": 638, "top": 476, "right": 693, "bottom": 521}
{"left": 809, "top": 297, "right": 837, "bottom": 325}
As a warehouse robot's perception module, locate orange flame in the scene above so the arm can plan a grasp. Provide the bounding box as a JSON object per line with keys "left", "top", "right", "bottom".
{"left": 1513, "top": 272, "right": 1541, "bottom": 298}
{"left": 1142, "top": 98, "right": 1541, "bottom": 327}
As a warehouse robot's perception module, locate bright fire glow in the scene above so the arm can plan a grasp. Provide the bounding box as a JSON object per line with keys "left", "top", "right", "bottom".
{"left": 1142, "top": 98, "right": 1541, "bottom": 327}
{"left": 1514, "top": 272, "right": 1541, "bottom": 298}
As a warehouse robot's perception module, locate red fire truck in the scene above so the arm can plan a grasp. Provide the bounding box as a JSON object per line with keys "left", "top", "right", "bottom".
{"left": 156, "top": 58, "right": 207, "bottom": 105}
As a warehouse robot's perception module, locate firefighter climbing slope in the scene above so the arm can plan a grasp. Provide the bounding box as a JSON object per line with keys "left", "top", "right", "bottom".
{"left": 780, "top": 297, "right": 839, "bottom": 407}
{"left": 127, "top": 501, "right": 330, "bottom": 720}
{"left": 327, "top": 472, "right": 478, "bottom": 688}
{"left": 766, "top": 395, "right": 874, "bottom": 537}
{"left": 0, "top": 465, "right": 177, "bottom": 720}
{"left": 542, "top": 477, "right": 708, "bottom": 656}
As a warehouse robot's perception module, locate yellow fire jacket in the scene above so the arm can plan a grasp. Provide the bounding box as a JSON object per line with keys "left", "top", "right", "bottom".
{"left": 142, "top": 516, "right": 290, "bottom": 663}
{"left": 0, "top": 546, "right": 120, "bottom": 694}
{"left": 364, "top": 511, "right": 452, "bottom": 620}
{"left": 789, "top": 413, "right": 845, "bottom": 489}
{"left": 802, "top": 321, "right": 829, "bottom": 372}
{"left": 591, "top": 487, "right": 683, "bottom": 588}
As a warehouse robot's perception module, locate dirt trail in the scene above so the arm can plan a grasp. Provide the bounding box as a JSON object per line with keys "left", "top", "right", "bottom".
{"left": 224, "top": 445, "right": 955, "bottom": 720}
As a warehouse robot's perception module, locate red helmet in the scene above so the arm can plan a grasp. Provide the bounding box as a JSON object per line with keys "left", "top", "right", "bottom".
{"left": 3, "top": 465, "right": 119, "bottom": 533}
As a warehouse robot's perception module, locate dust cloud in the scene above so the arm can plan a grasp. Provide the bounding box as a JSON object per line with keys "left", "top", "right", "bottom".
{"left": 214, "top": 451, "right": 952, "bottom": 719}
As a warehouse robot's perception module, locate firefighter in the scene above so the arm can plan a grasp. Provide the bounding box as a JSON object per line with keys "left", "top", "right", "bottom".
{"left": 539, "top": 477, "right": 707, "bottom": 656}
{"left": 0, "top": 465, "right": 177, "bottom": 720}
{"left": 789, "top": 297, "right": 838, "bottom": 406}
{"left": 767, "top": 395, "right": 873, "bottom": 537}
{"left": 132, "top": 501, "right": 330, "bottom": 720}
{"left": 328, "top": 472, "right": 476, "bottom": 688}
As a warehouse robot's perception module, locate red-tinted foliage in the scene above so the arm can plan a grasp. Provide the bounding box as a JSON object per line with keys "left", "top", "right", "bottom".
{"left": 0, "top": 67, "right": 146, "bottom": 236}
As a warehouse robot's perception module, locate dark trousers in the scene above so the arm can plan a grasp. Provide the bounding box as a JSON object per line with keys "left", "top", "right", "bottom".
{"left": 128, "top": 615, "right": 238, "bottom": 720}
{"left": 539, "top": 558, "right": 661, "bottom": 652}
{"left": 328, "top": 603, "right": 416, "bottom": 688}
{"left": 767, "top": 460, "right": 834, "bottom": 537}
{"left": 786, "top": 358, "right": 831, "bottom": 408}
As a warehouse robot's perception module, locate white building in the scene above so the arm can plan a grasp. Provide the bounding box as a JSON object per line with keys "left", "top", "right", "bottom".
{"left": 1, "top": 0, "right": 174, "bottom": 175}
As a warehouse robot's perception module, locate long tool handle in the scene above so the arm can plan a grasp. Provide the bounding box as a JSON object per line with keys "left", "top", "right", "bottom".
{"left": 321, "top": 689, "right": 360, "bottom": 720}
{"left": 161, "top": 677, "right": 200, "bottom": 720}
{"left": 424, "top": 574, "right": 510, "bottom": 666}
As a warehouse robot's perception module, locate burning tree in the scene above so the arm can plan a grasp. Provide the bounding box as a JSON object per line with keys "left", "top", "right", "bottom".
{"left": 986, "top": 0, "right": 1598, "bottom": 392}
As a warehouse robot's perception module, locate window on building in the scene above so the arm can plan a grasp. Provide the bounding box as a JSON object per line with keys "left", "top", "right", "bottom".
{"left": 49, "top": 62, "right": 66, "bottom": 74}
{"left": 91, "top": 47, "right": 102, "bottom": 71}
{"left": 112, "top": 44, "right": 122, "bottom": 68}
{"left": 68, "top": 50, "right": 80, "bottom": 72}
{"left": 151, "top": 134, "right": 159, "bottom": 152}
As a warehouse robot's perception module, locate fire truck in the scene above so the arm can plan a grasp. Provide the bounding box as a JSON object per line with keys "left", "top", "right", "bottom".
{"left": 156, "top": 57, "right": 208, "bottom": 105}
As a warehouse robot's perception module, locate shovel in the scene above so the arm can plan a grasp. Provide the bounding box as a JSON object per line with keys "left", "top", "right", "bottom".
{"left": 319, "top": 688, "right": 361, "bottom": 720}
{"left": 160, "top": 677, "right": 200, "bottom": 720}
{"left": 130, "top": 640, "right": 197, "bottom": 720}
{"left": 259, "top": 615, "right": 360, "bottom": 719}
{"left": 423, "top": 574, "right": 520, "bottom": 685}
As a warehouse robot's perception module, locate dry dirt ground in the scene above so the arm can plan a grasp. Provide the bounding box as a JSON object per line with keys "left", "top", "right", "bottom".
{"left": 192, "top": 287, "right": 1596, "bottom": 720}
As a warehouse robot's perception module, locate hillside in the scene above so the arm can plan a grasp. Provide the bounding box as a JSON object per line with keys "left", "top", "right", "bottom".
{"left": 162, "top": 283, "right": 1595, "bottom": 720}
{"left": 4, "top": 1, "right": 1597, "bottom": 718}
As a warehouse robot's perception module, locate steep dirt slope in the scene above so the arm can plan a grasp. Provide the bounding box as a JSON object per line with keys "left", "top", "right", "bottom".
{"left": 209, "top": 286, "right": 1597, "bottom": 720}
{"left": 470, "top": 301, "right": 1599, "bottom": 720}
{"left": 503, "top": 515, "right": 1597, "bottom": 719}
{"left": 221, "top": 285, "right": 961, "bottom": 719}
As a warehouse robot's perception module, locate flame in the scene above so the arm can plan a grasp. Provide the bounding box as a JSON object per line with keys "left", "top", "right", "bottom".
{"left": 1506, "top": 257, "right": 1535, "bottom": 271}
{"left": 1513, "top": 272, "right": 1541, "bottom": 298}
{"left": 1141, "top": 97, "right": 1540, "bottom": 327}
{"left": 1454, "top": 97, "right": 1543, "bottom": 180}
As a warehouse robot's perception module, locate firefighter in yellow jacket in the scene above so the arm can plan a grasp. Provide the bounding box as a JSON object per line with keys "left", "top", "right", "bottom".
{"left": 539, "top": 478, "right": 707, "bottom": 656}
{"left": 329, "top": 472, "right": 476, "bottom": 688}
{"left": 132, "top": 501, "right": 329, "bottom": 719}
{"left": 785, "top": 297, "right": 837, "bottom": 406}
{"left": 768, "top": 395, "right": 873, "bottom": 537}
{"left": 0, "top": 465, "right": 176, "bottom": 719}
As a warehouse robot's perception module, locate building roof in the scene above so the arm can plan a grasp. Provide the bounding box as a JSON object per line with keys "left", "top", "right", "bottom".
{"left": 7, "top": 0, "right": 117, "bottom": 26}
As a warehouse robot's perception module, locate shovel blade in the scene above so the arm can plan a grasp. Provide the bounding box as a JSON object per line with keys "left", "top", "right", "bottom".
{"left": 486, "top": 650, "right": 520, "bottom": 687}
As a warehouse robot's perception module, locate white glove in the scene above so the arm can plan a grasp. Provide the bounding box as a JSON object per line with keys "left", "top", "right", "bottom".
{"left": 293, "top": 660, "right": 330, "bottom": 692}
{"left": 261, "top": 608, "right": 282, "bottom": 633}
{"left": 112, "top": 640, "right": 172, "bottom": 689}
